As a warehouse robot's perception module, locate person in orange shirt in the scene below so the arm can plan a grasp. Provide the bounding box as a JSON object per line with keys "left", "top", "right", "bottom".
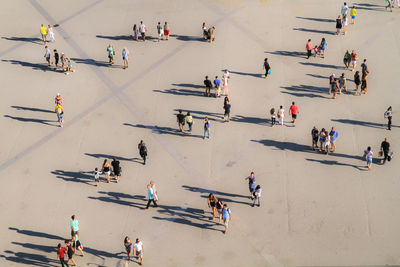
{"left": 306, "top": 39, "right": 313, "bottom": 59}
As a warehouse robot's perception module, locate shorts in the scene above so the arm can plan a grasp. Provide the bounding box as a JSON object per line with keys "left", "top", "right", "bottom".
{"left": 367, "top": 157, "right": 372, "bottom": 165}
{"left": 292, "top": 114, "right": 297, "bottom": 119}
{"left": 351, "top": 60, "right": 356, "bottom": 65}
{"left": 158, "top": 31, "right": 163, "bottom": 37}
{"left": 331, "top": 140, "right": 336, "bottom": 145}
{"left": 223, "top": 218, "right": 229, "bottom": 227}
{"left": 123, "top": 57, "right": 128, "bottom": 63}
{"left": 141, "top": 32, "right": 145, "bottom": 37}
{"left": 164, "top": 29, "right": 170, "bottom": 36}
{"left": 57, "top": 113, "right": 63, "bottom": 121}
{"left": 217, "top": 209, "right": 222, "bottom": 214}
{"left": 179, "top": 121, "right": 185, "bottom": 126}
{"left": 351, "top": 15, "right": 356, "bottom": 19}
{"left": 136, "top": 250, "right": 143, "bottom": 257}
{"left": 114, "top": 170, "right": 121, "bottom": 176}
{"left": 41, "top": 34, "right": 46, "bottom": 39}
{"left": 94, "top": 177, "right": 99, "bottom": 182}
{"left": 224, "top": 111, "right": 230, "bottom": 116}
{"left": 104, "top": 171, "right": 111, "bottom": 175}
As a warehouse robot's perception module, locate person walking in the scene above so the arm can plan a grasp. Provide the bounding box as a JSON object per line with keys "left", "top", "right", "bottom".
{"left": 277, "top": 105, "right": 285, "bottom": 125}
{"left": 361, "top": 59, "right": 370, "bottom": 93}
{"left": 343, "top": 50, "right": 351, "bottom": 69}
{"left": 331, "top": 77, "right": 340, "bottom": 99}
{"left": 203, "top": 117, "right": 210, "bottom": 139}
{"left": 93, "top": 167, "right": 100, "bottom": 186}
{"left": 204, "top": 76, "right": 212, "bottom": 97}
{"left": 216, "top": 199, "right": 224, "bottom": 224}
{"left": 208, "top": 26, "right": 215, "bottom": 43}
{"left": 244, "top": 172, "right": 256, "bottom": 199}
{"left": 150, "top": 180, "right": 158, "bottom": 201}
{"left": 65, "top": 58, "right": 75, "bottom": 74}
{"left": 176, "top": 109, "right": 186, "bottom": 132}
{"left": 350, "top": 50, "right": 358, "bottom": 71}
{"left": 40, "top": 24, "right": 47, "bottom": 43}
{"left": 364, "top": 146, "right": 374, "bottom": 170}
{"left": 251, "top": 185, "right": 261, "bottom": 207}
{"left": 55, "top": 93, "right": 64, "bottom": 105}
{"left": 213, "top": 76, "right": 221, "bottom": 97}
{"left": 384, "top": 106, "right": 393, "bottom": 130}
{"left": 223, "top": 69, "right": 230, "bottom": 96}
{"left": 306, "top": 39, "right": 313, "bottom": 59}
{"left": 329, "top": 127, "right": 339, "bottom": 152}
{"left": 289, "top": 102, "right": 299, "bottom": 126}
{"left": 54, "top": 49, "right": 59, "bottom": 68}
{"left": 350, "top": 6, "right": 357, "bottom": 24}
{"left": 107, "top": 44, "right": 115, "bottom": 64}
{"left": 223, "top": 97, "right": 231, "bottom": 122}
{"left": 318, "top": 128, "right": 326, "bottom": 152}
{"left": 361, "top": 74, "right": 368, "bottom": 94}
{"left": 386, "top": 0, "right": 393, "bottom": 11}
{"left": 57, "top": 243, "right": 69, "bottom": 267}
{"left": 341, "top": 2, "right": 349, "bottom": 18}
{"left": 55, "top": 103, "right": 64, "bottom": 127}
{"left": 164, "top": 21, "right": 170, "bottom": 40}
{"left": 354, "top": 71, "right": 361, "bottom": 95}
{"left": 319, "top": 38, "right": 327, "bottom": 58}
{"left": 221, "top": 204, "right": 232, "bottom": 234}
{"left": 323, "top": 130, "right": 331, "bottom": 154}
{"left": 72, "top": 233, "right": 84, "bottom": 256}
{"left": 380, "top": 137, "right": 391, "bottom": 164}
{"left": 44, "top": 46, "right": 51, "bottom": 66}
{"left": 186, "top": 112, "right": 193, "bottom": 134}
{"left": 207, "top": 193, "right": 218, "bottom": 219}
{"left": 65, "top": 240, "right": 77, "bottom": 267}
{"left": 270, "top": 108, "right": 276, "bottom": 127}
{"left": 311, "top": 126, "right": 319, "bottom": 150}
{"left": 338, "top": 73, "right": 347, "bottom": 93}
{"left": 124, "top": 236, "right": 133, "bottom": 260}
{"left": 138, "top": 140, "right": 147, "bottom": 165}
{"left": 133, "top": 238, "right": 144, "bottom": 265}
{"left": 335, "top": 15, "right": 342, "bottom": 35}
{"left": 145, "top": 184, "right": 158, "bottom": 209}
{"left": 111, "top": 157, "right": 121, "bottom": 182}
{"left": 122, "top": 47, "right": 129, "bottom": 69}
{"left": 133, "top": 24, "right": 139, "bottom": 41}
{"left": 263, "top": 58, "right": 271, "bottom": 78}
{"left": 60, "top": 53, "right": 66, "bottom": 71}
{"left": 48, "top": 25, "right": 55, "bottom": 42}
{"left": 102, "top": 159, "right": 111, "bottom": 183}
{"left": 157, "top": 22, "right": 163, "bottom": 41}
{"left": 70, "top": 215, "right": 79, "bottom": 237}
{"left": 342, "top": 15, "right": 348, "bottom": 35}
{"left": 139, "top": 21, "right": 146, "bottom": 41}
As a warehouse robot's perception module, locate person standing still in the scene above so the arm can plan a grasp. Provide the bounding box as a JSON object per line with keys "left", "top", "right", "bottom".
{"left": 139, "top": 21, "right": 146, "bottom": 41}
{"left": 186, "top": 112, "right": 193, "bottom": 134}
{"left": 204, "top": 76, "right": 212, "bottom": 97}
{"left": 278, "top": 105, "right": 285, "bottom": 125}
{"left": 214, "top": 76, "right": 221, "bottom": 97}
{"left": 311, "top": 126, "right": 319, "bottom": 150}
{"left": 384, "top": 106, "right": 392, "bottom": 130}
{"left": 343, "top": 50, "right": 351, "bottom": 69}
{"left": 203, "top": 117, "right": 210, "bottom": 139}
{"left": 223, "top": 69, "right": 230, "bottom": 96}
{"left": 319, "top": 38, "right": 327, "bottom": 58}
{"left": 107, "top": 44, "right": 114, "bottom": 64}
{"left": 244, "top": 172, "right": 256, "bottom": 199}
{"left": 350, "top": 6, "right": 357, "bottom": 24}
{"left": 361, "top": 59, "right": 370, "bottom": 93}
{"left": 55, "top": 103, "right": 64, "bottom": 127}
{"left": 145, "top": 184, "right": 158, "bottom": 209}
{"left": 354, "top": 71, "right": 361, "bottom": 95}
{"left": 138, "top": 140, "right": 148, "bottom": 165}
{"left": 263, "top": 58, "right": 271, "bottom": 78}
{"left": 48, "top": 25, "right": 55, "bottom": 42}
{"left": 341, "top": 2, "right": 349, "bottom": 18}
{"left": 40, "top": 24, "right": 47, "bottom": 43}
{"left": 122, "top": 47, "right": 129, "bottom": 69}
{"left": 329, "top": 127, "right": 339, "bottom": 152}
{"left": 102, "top": 159, "right": 111, "bottom": 183}
{"left": 157, "top": 22, "right": 163, "bottom": 41}
{"left": 221, "top": 204, "right": 232, "bottom": 234}
{"left": 380, "top": 137, "right": 391, "bottom": 164}
{"left": 270, "top": 108, "right": 276, "bottom": 127}
{"left": 223, "top": 98, "right": 231, "bottom": 122}
{"left": 306, "top": 39, "right": 313, "bottom": 59}
{"left": 289, "top": 102, "right": 299, "bottom": 126}
{"left": 176, "top": 109, "right": 186, "bottom": 132}
{"left": 54, "top": 49, "right": 59, "bottom": 68}
{"left": 350, "top": 50, "right": 358, "bottom": 71}
{"left": 133, "top": 24, "right": 139, "bottom": 41}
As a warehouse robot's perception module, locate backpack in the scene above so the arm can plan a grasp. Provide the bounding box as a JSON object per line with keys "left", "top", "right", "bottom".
{"left": 55, "top": 105, "right": 62, "bottom": 114}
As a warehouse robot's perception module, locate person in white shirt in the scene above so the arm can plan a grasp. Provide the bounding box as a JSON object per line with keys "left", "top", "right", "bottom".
{"left": 384, "top": 106, "right": 392, "bottom": 130}
{"left": 223, "top": 69, "right": 230, "bottom": 96}
{"left": 341, "top": 2, "right": 348, "bottom": 18}
{"left": 252, "top": 185, "right": 262, "bottom": 207}
{"left": 139, "top": 21, "right": 146, "bottom": 41}
{"left": 133, "top": 238, "right": 144, "bottom": 265}
{"left": 277, "top": 105, "right": 285, "bottom": 125}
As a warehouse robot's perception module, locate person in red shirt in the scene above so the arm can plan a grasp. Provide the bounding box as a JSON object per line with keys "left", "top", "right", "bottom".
{"left": 306, "top": 39, "right": 313, "bottom": 59}
{"left": 57, "top": 243, "right": 69, "bottom": 267}
{"left": 289, "top": 102, "right": 299, "bottom": 126}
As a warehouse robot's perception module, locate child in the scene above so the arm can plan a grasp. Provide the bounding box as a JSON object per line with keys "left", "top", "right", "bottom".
{"left": 65, "top": 58, "right": 75, "bottom": 75}
{"left": 270, "top": 108, "right": 276, "bottom": 127}
{"left": 313, "top": 45, "right": 319, "bottom": 57}
{"left": 94, "top": 167, "right": 100, "bottom": 186}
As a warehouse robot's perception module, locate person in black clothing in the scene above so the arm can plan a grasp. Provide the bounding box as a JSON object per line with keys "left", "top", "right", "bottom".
{"left": 263, "top": 58, "right": 271, "bottom": 78}
{"left": 54, "top": 49, "right": 59, "bottom": 67}
{"left": 223, "top": 97, "right": 231, "bottom": 122}
{"left": 311, "top": 126, "right": 319, "bottom": 150}
{"left": 354, "top": 71, "right": 361, "bottom": 95}
{"left": 176, "top": 109, "right": 186, "bottom": 132}
{"left": 65, "top": 240, "right": 76, "bottom": 266}
{"left": 204, "top": 76, "right": 212, "bottom": 97}
{"left": 138, "top": 140, "right": 147, "bottom": 165}
{"left": 380, "top": 137, "right": 391, "bottom": 164}
{"left": 384, "top": 106, "right": 393, "bottom": 130}
{"left": 111, "top": 157, "right": 121, "bottom": 182}
{"left": 336, "top": 15, "right": 342, "bottom": 35}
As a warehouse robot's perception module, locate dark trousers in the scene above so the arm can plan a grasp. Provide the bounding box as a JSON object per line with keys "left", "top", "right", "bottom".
{"left": 383, "top": 150, "right": 389, "bottom": 164}
{"left": 140, "top": 153, "right": 146, "bottom": 164}
{"left": 271, "top": 117, "right": 276, "bottom": 125}
{"left": 388, "top": 117, "right": 392, "bottom": 130}
{"left": 307, "top": 50, "right": 312, "bottom": 58}
{"left": 60, "top": 257, "right": 69, "bottom": 267}
{"left": 265, "top": 68, "right": 270, "bottom": 77}
{"left": 146, "top": 199, "right": 158, "bottom": 208}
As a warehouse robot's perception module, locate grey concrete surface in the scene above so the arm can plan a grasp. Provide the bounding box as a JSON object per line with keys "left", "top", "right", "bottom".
{"left": 0, "top": 0, "right": 400, "bottom": 266}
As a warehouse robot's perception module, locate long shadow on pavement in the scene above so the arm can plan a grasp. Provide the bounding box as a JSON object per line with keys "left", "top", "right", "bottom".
{"left": 306, "top": 158, "right": 365, "bottom": 171}
{"left": 88, "top": 191, "right": 147, "bottom": 210}
{"left": 265, "top": 50, "right": 305, "bottom": 58}
{"left": 280, "top": 84, "right": 330, "bottom": 99}
{"left": 51, "top": 170, "right": 97, "bottom": 186}
{"left": 0, "top": 251, "right": 58, "bottom": 267}
{"left": 2, "top": 36, "right": 43, "bottom": 44}
{"left": 70, "top": 58, "right": 121, "bottom": 68}
{"left": 4, "top": 115, "right": 57, "bottom": 126}
{"left": 182, "top": 185, "right": 251, "bottom": 206}
{"left": 84, "top": 153, "right": 142, "bottom": 163}
{"left": 299, "top": 62, "right": 343, "bottom": 69}
{"left": 2, "top": 59, "right": 64, "bottom": 73}
{"left": 11, "top": 106, "right": 54, "bottom": 113}
{"left": 229, "top": 70, "right": 262, "bottom": 78}
{"left": 170, "top": 34, "right": 203, "bottom": 42}
{"left": 123, "top": 123, "right": 204, "bottom": 139}
{"left": 293, "top": 27, "right": 336, "bottom": 35}
{"left": 331, "top": 118, "right": 399, "bottom": 129}
{"left": 295, "top": 17, "right": 335, "bottom": 23}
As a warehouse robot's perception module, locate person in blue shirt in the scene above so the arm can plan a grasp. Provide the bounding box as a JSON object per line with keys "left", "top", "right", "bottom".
{"left": 145, "top": 184, "right": 158, "bottom": 209}
{"left": 221, "top": 204, "right": 232, "bottom": 234}
{"left": 213, "top": 76, "right": 221, "bottom": 97}
{"left": 244, "top": 172, "right": 256, "bottom": 199}
{"left": 329, "top": 127, "right": 339, "bottom": 152}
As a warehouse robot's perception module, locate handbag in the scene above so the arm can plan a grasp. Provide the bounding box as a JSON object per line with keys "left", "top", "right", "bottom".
{"left": 268, "top": 68, "right": 271, "bottom": 75}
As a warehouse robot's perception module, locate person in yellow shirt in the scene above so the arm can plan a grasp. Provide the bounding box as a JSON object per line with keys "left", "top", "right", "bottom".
{"left": 350, "top": 6, "right": 356, "bottom": 24}
{"left": 40, "top": 24, "right": 47, "bottom": 43}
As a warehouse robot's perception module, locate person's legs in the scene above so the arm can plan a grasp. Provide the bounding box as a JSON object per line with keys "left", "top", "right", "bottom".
{"left": 206, "top": 128, "right": 210, "bottom": 138}
{"left": 388, "top": 117, "right": 392, "bottom": 130}
{"left": 383, "top": 151, "right": 388, "bottom": 164}
{"left": 152, "top": 199, "right": 158, "bottom": 207}
{"left": 257, "top": 197, "right": 260, "bottom": 207}
{"left": 252, "top": 197, "right": 256, "bottom": 207}
{"left": 146, "top": 199, "right": 151, "bottom": 209}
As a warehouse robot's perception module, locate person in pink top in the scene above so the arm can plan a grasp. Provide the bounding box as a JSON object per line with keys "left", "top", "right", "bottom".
{"left": 289, "top": 101, "right": 299, "bottom": 126}
{"left": 306, "top": 39, "right": 313, "bottom": 59}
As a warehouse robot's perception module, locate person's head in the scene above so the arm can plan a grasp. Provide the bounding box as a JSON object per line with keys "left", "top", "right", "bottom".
{"left": 344, "top": 15, "right": 347, "bottom": 19}
{"left": 352, "top": 50, "right": 355, "bottom": 53}
{"left": 136, "top": 238, "right": 140, "bottom": 243}
{"left": 187, "top": 112, "right": 191, "bottom": 116}
{"left": 367, "top": 146, "right": 371, "bottom": 151}
{"left": 54, "top": 49, "right": 57, "bottom": 52}
{"left": 314, "top": 45, "right": 318, "bottom": 48}
{"left": 140, "top": 21, "right": 143, "bottom": 24}
{"left": 292, "top": 101, "right": 295, "bottom": 105}
{"left": 331, "top": 127, "right": 335, "bottom": 131}
{"left": 308, "top": 39, "right": 311, "bottom": 42}
{"left": 321, "top": 128, "right": 325, "bottom": 132}
{"left": 147, "top": 184, "right": 151, "bottom": 189}
{"left": 205, "top": 75, "right": 208, "bottom": 79}
{"left": 140, "top": 140, "right": 143, "bottom": 144}
{"left": 205, "top": 116, "right": 208, "bottom": 121}
{"left": 341, "top": 73, "right": 345, "bottom": 77}
{"left": 125, "top": 236, "right": 130, "bottom": 242}
{"left": 344, "top": 2, "right": 347, "bottom": 5}
{"left": 58, "top": 243, "right": 61, "bottom": 249}
{"left": 355, "top": 70, "right": 359, "bottom": 75}
{"left": 313, "top": 126, "right": 317, "bottom": 130}
{"left": 158, "top": 22, "right": 160, "bottom": 25}
{"left": 45, "top": 45, "right": 48, "bottom": 49}
{"left": 322, "top": 37, "right": 325, "bottom": 42}
{"left": 256, "top": 185, "right": 261, "bottom": 190}
{"left": 41, "top": 24, "right": 44, "bottom": 27}
{"left": 95, "top": 167, "right": 98, "bottom": 171}
{"left": 225, "top": 69, "right": 228, "bottom": 72}
{"left": 280, "top": 105, "right": 283, "bottom": 109}
{"left": 179, "top": 109, "right": 182, "bottom": 114}
{"left": 331, "top": 73, "right": 335, "bottom": 77}
{"left": 202, "top": 22, "right": 205, "bottom": 26}
{"left": 65, "top": 240, "right": 70, "bottom": 245}
{"left": 264, "top": 58, "right": 268, "bottom": 61}
{"left": 48, "top": 24, "right": 51, "bottom": 27}
{"left": 270, "top": 108, "right": 275, "bottom": 114}
{"left": 363, "top": 59, "right": 367, "bottom": 63}
{"left": 150, "top": 180, "right": 155, "bottom": 186}
{"left": 223, "top": 204, "right": 227, "bottom": 208}
{"left": 113, "top": 157, "right": 117, "bottom": 161}
{"left": 215, "top": 76, "right": 218, "bottom": 79}
{"left": 385, "top": 137, "right": 388, "bottom": 142}
{"left": 209, "top": 193, "right": 214, "bottom": 199}
{"left": 250, "top": 171, "right": 254, "bottom": 177}
{"left": 388, "top": 106, "right": 392, "bottom": 111}
{"left": 338, "top": 15, "right": 341, "bottom": 19}
{"left": 71, "top": 215, "right": 75, "bottom": 220}
{"left": 165, "top": 21, "right": 168, "bottom": 24}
